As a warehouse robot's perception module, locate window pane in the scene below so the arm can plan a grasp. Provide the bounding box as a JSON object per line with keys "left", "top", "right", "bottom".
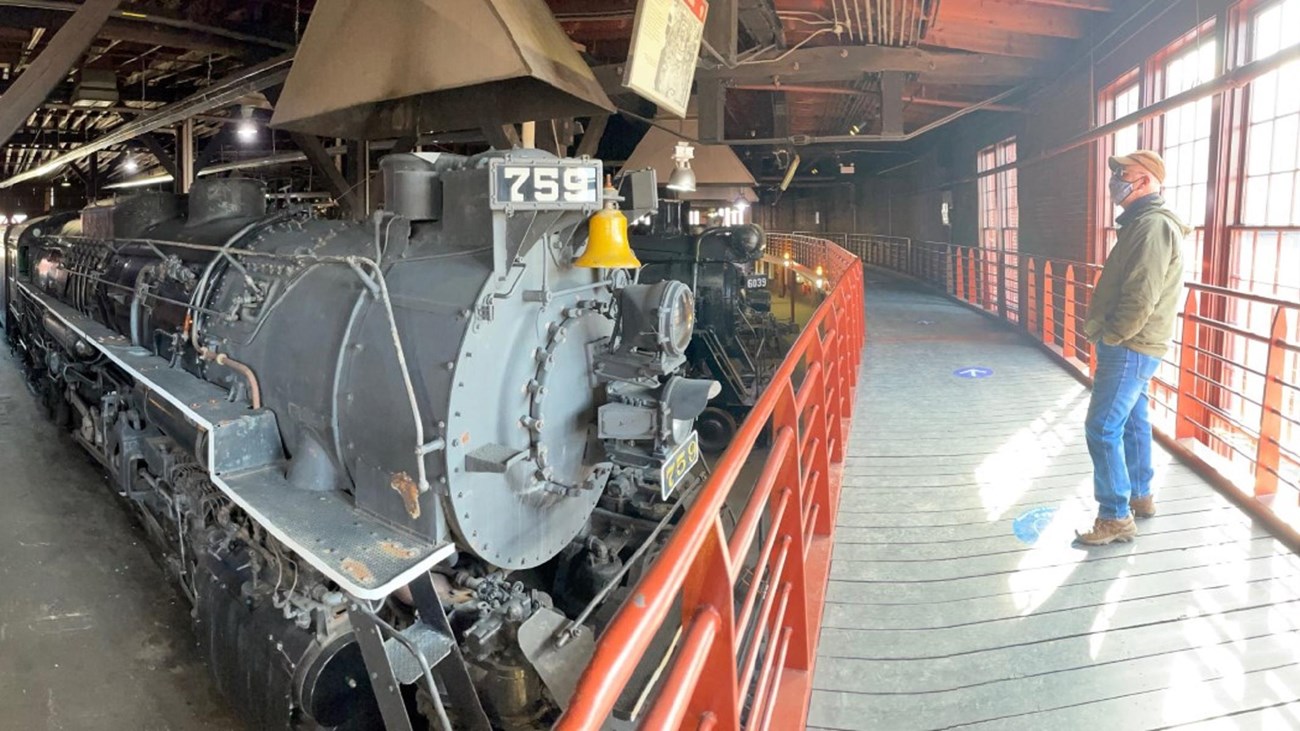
{"left": 1244, "top": 176, "right": 1269, "bottom": 223}
{"left": 1278, "top": 60, "right": 1300, "bottom": 116}
{"left": 1252, "top": 71, "right": 1278, "bottom": 122}
{"left": 1248, "top": 120, "right": 1274, "bottom": 176}
{"left": 1267, "top": 172, "right": 1294, "bottom": 224}
{"left": 1255, "top": 5, "right": 1282, "bottom": 59}
{"left": 1274, "top": 114, "right": 1299, "bottom": 173}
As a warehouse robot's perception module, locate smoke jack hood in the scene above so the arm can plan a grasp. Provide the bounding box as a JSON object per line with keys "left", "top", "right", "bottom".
{"left": 270, "top": 0, "right": 614, "bottom": 140}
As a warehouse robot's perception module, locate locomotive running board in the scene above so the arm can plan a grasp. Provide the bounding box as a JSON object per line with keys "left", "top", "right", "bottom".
{"left": 18, "top": 281, "right": 455, "bottom": 600}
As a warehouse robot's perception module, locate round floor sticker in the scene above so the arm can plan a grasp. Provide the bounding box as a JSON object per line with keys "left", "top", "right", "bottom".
{"left": 1013, "top": 506, "right": 1058, "bottom": 545}
{"left": 953, "top": 366, "right": 994, "bottom": 379}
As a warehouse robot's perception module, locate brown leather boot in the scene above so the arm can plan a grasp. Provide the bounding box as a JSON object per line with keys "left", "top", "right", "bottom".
{"left": 1130, "top": 495, "right": 1156, "bottom": 519}
{"left": 1075, "top": 516, "right": 1137, "bottom": 546}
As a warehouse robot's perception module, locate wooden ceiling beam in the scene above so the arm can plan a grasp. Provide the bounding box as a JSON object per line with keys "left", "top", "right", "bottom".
{"left": 593, "top": 45, "right": 1046, "bottom": 92}
{"left": 922, "top": 25, "right": 1060, "bottom": 59}
{"left": 936, "top": 0, "right": 1089, "bottom": 38}
{"left": 1019, "top": 0, "right": 1114, "bottom": 11}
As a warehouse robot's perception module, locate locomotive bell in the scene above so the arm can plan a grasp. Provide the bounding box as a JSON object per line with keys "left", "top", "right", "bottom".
{"left": 577, "top": 179, "right": 641, "bottom": 269}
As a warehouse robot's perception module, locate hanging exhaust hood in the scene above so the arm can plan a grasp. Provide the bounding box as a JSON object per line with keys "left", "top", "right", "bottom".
{"left": 270, "top": 0, "right": 615, "bottom": 139}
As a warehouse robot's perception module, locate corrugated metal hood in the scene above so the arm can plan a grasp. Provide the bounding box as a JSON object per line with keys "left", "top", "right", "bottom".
{"left": 270, "top": 0, "right": 614, "bottom": 139}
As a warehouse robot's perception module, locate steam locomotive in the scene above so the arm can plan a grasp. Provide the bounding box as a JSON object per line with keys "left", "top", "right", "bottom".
{"left": 630, "top": 202, "right": 789, "bottom": 452}
{"left": 3, "top": 150, "right": 715, "bottom": 729}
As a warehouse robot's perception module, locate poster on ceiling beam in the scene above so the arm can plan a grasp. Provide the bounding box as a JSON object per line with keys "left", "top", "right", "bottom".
{"left": 622, "top": 0, "right": 708, "bottom": 118}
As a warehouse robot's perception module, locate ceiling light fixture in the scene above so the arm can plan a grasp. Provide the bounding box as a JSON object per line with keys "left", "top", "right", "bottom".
{"left": 666, "top": 140, "right": 696, "bottom": 192}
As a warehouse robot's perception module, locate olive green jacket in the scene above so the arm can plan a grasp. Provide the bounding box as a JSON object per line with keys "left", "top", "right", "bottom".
{"left": 1082, "top": 195, "right": 1191, "bottom": 357}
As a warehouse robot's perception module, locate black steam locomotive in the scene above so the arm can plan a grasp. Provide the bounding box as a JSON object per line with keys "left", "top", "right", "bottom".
{"left": 630, "top": 202, "right": 790, "bottom": 452}
{"left": 3, "top": 151, "right": 715, "bottom": 730}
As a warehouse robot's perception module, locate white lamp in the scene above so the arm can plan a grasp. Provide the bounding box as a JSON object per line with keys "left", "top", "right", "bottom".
{"left": 666, "top": 141, "right": 696, "bottom": 192}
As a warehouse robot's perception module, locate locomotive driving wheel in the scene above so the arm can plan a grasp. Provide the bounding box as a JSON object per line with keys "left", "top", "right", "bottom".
{"left": 696, "top": 406, "right": 738, "bottom": 453}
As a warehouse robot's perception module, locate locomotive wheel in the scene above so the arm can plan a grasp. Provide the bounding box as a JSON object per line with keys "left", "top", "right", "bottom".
{"left": 697, "top": 407, "right": 738, "bottom": 454}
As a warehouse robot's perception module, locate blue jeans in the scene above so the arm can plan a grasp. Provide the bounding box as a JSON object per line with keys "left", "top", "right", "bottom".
{"left": 1085, "top": 342, "right": 1161, "bottom": 520}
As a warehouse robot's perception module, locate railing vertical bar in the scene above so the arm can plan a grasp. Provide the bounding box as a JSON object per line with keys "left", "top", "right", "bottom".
{"left": 1254, "top": 306, "right": 1289, "bottom": 498}
{"left": 1063, "top": 264, "right": 1077, "bottom": 359}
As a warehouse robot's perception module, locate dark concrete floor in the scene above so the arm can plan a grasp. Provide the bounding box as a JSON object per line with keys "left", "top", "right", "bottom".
{"left": 0, "top": 351, "right": 240, "bottom": 730}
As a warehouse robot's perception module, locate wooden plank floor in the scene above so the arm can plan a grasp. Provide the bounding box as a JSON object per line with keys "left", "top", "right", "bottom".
{"left": 807, "top": 272, "right": 1300, "bottom": 731}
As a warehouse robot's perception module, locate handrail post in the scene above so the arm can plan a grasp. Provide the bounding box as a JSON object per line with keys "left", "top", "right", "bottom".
{"left": 771, "top": 383, "right": 813, "bottom": 671}
{"left": 955, "top": 248, "right": 965, "bottom": 301}
{"left": 1042, "top": 261, "right": 1055, "bottom": 346}
{"left": 1026, "top": 257, "right": 1038, "bottom": 334}
{"left": 1063, "top": 264, "right": 1077, "bottom": 359}
{"left": 660, "top": 518, "right": 740, "bottom": 730}
{"left": 1174, "top": 291, "right": 1202, "bottom": 440}
{"left": 967, "top": 249, "right": 977, "bottom": 305}
{"left": 1253, "top": 306, "right": 1289, "bottom": 498}
{"left": 1088, "top": 268, "right": 1101, "bottom": 376}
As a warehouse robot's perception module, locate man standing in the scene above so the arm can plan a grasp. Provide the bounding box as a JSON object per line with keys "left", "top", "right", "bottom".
{"left": 1077, "top": 150, "right": 1190, "bottom": 546}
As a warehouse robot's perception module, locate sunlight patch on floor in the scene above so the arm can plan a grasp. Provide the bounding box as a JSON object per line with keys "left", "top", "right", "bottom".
{"left": 975, "top": 386, "right": 1088, "bottom": 521}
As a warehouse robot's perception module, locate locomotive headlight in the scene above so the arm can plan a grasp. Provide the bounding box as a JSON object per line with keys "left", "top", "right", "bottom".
{"left": 660, "top": 281, "right": 695, "bottom": 357}
{"left": 614, "top": 280, "right": 696, "bottom": 365}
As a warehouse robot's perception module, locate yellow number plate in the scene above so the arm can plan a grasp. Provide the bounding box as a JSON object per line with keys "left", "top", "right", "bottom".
{"left": 660, "top": 431, "right": 701, "bottom": 500}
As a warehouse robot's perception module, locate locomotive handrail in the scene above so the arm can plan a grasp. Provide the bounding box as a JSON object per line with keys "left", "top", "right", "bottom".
{"left": 559, "top": 235, "right": 864, "bottom": 730}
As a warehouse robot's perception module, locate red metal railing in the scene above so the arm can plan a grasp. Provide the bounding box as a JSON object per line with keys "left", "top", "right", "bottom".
{"left": 558, "top": 235, "right": 864, "bottom": 730}
{"left": 841, "top": 233, "right": 1300, "bottom": 533}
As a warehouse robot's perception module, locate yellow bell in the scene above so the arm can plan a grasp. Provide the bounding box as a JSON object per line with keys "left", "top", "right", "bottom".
{"left": 576, "top": 180, "right": 641, "bottom": 269}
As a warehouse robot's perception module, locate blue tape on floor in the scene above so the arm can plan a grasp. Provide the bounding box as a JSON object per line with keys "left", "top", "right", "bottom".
{"left": 1012, "top": 506, "right": 1058, "bottom": 544}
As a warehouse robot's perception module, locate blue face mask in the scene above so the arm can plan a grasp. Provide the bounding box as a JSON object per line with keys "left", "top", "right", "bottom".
{"left": 1108, "top": 175, "right": 1134, "bottom": 204}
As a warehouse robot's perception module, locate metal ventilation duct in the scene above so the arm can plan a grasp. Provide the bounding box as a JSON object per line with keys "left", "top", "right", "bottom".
{"left": 270, "top": 0, "right": 615, "bottom": 139}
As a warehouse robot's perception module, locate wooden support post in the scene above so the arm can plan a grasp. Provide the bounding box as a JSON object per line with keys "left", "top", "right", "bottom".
{"left": 1174, "top": 292, "right": 1202, "bottom": 440}
{"left": 1042, "top": 261, "right": 1055, "bottom": 346}
{"left": 347, "top": 140, "right": 370, "bottom": 218}
{"left": 698, "top": 80, "right": 727, "bottom": 144}
{"left": 291, "top": 132, "right": 361, "bottom": 219}
{"left": 880, "top": 71, "right": 905, "bottom": 136}
{"left": 178, "top": 117, "right": 195, "bottom": 193}
{"left": 1253, "top": 306, "right": 1289, "bottom": 498}
{"left": 481, "top": 123, "right": 521, "bottom": 150}
{"left": 575, "top": 115, "right": 608, "bottom": 158}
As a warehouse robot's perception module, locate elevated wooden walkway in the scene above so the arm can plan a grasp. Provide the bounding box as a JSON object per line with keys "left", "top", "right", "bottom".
{"left": 809, "top": 271, "right": 1300, "bottom": 730}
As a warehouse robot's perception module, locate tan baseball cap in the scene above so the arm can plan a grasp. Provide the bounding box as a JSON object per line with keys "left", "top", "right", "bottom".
{"left": 1108, "top": 150, "right": 1166, "bottom": 184}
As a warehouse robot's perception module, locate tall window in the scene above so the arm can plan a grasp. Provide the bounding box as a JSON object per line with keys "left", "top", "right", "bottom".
{"left": 1155, "top": 28, "right": 1217, "bottom": 293}
{"left": 1230, "top": 0, "right": 1300, "bottom": 299}
{"left": 1098, "top": 77, "right": 1141, "bottom": 255}
{"left": 1219, "top": 0, "right": 1300, "bottom": 485}
{"left": 977, "top": 138, "right": 1019, "bottom": 321}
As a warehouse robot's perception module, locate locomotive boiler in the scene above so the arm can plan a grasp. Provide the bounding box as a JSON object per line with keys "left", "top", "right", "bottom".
{"left": 7, "top": 150, "right": 714, "bottom": 729}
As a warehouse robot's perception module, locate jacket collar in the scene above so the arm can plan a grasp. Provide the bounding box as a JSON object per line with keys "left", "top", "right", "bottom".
{"left": 1116, "top": 194, "right": 1164, "bottom": 227}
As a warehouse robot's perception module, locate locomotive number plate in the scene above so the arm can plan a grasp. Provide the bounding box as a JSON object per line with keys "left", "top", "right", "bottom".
{"left": 660, "top": 431, "right": 701, "bottom": 500}
{"left": 489, "top": 159, "right": 602, "bottom": 211}
{"left": 745, "top": 274, "right": 769, "bottom": 289}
